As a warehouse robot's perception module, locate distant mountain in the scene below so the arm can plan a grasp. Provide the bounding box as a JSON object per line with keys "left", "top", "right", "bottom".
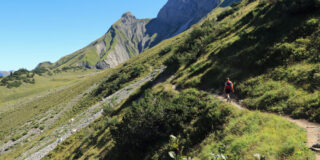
{"left": 41, "top": 0, "right": 226, "bottom": 69}
{"left": 0, "top": 71, "right": 11, "bottom": 77}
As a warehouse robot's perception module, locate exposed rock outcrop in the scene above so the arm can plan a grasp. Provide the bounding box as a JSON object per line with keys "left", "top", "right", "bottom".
{"left": 146, "top": 0, "right": 220, "bottom": 46}
{"left": 43, "top": 0, "right": 239, "bottom": 70}
{"left": 53, "top": 12, "right": 152, "bottom": 69}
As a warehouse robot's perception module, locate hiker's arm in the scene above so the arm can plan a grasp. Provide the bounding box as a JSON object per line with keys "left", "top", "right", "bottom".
{"left": 232, "top": 83, "right": 234, "bottom": 92}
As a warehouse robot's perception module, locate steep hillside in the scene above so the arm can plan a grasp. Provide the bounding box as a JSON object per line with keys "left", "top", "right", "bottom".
{"left": 169, "top": 0, "right": 320, "bottom": 123}
{"left": 13, "top": 0, "right": 317, "bottom": 159}
{"left": 53, "top": 13, "right": 152, "bottom": 69}
{"left": 42, "top": 0, "right": 223, "bottom": 69}
{"left": 0, "top": 69, "right": 105, "bottom": 158}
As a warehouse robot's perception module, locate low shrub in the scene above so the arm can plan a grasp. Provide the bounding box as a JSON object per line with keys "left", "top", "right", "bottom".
{"left": 109, "top": 89, "right": 232, "bottom": 159}
{"left": 217, "top": 8, "right": 236, "bottom": 21}
{"left": 93, "top": 64, "right": 147, "bottom": 98}
{"left": 0, "top": 69, "right": 35, "bottom": 88}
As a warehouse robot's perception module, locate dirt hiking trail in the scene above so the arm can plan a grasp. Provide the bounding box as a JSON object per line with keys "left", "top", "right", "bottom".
{"left": 213, "top": 94, "right": 320, "bottom": 160}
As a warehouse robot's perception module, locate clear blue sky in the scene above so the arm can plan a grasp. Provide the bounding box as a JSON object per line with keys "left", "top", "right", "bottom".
{"left": 0, "top": 0, "right": 167, "bottom": 71}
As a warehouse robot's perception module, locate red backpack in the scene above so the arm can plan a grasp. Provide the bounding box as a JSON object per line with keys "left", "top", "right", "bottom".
{"left": 225, "top": 81, "right": 233, "bottom": 90}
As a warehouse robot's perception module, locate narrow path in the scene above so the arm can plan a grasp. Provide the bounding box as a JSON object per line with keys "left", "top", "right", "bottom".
{"left": 213, "top": 94, "right": 320, "bottom": 160}
{"left": 173, "top": 83, "right": 320, "bottom": 159}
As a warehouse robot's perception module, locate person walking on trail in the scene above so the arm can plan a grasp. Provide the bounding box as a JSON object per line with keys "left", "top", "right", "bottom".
{"left": 224, "top": 78, "right": 234, "bottom": 102}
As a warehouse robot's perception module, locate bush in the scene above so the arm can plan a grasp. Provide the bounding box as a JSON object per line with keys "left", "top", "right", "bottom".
{"left": 109, "top": 89, "right": 232, "bottom": 159}
{"left": 102, "top": 104, "right": 114, "bottom": 116}
{"left": 33, "top": 124, "right": 39, "bottom": 129}
{"left": 7, "top": 81, "right": 22, "bottom": 88}
{"left": 39, "top": 125, "right": 45, "bottom": 130}
{"left": 159, "top": 46, "right": 172, "bottom": 56}
{"left": 0, "top": 69, "right": 35, "bottom": 88}
{"left": 11, "top": 134, "right": 22, "bottom": 142}
{"left": 93, "top": 64, "right": 147, "bottom": 98}
{"left": 166, "top": 27, "right": 211, "bottom": 70}
{"left": 33, "top": 67, "right": 48, "bottom": 75}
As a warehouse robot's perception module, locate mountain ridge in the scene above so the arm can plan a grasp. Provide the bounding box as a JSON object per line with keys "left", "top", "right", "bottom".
{"left": 39, "top": 0, "right": 223, "bottom": 70}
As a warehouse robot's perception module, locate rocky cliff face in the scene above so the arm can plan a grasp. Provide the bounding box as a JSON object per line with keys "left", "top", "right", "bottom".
{"left": 53, "top": 12, "right": 153, "bottom": 69}
{"left": 47, "top": 0, "right": 225, "bottom": 69}
{"left": 95, "top": 12, "right": 155, "bottom": 69}
{"left": 146, "top": 0, "right": 220, "bottom": 45}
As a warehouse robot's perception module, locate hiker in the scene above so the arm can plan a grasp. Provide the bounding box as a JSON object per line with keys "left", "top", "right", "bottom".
{"left": 224, "top": 78, "right": 234, "bottom": 102}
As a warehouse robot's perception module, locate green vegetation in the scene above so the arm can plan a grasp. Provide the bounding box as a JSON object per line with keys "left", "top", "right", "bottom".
{"left": 193, "top": 111, "right": 312, "bottom": 160}
{"left": 52, "top": 18, "right": 152, "bottom": 69}
{"left": 53, "top": 63, "right": 149, "bottom": 128}
{"left": 33, "top": 67, "right": 49, "bottom": 76}
{"left": 43, "top": 87, "right": 313, "bottom": 160}
{"left": 0, "top": 69, "right": 104, "bottom": 158}
{"left": 168, "top": 0, "right": 320, "bottom": 122}
{"left": 238, "top": 76, "right": 320, "bottom": 122}
{"left": 0, "top": 69, "right": 96, "bottom": 108}
{"left": 93, "top": 64, "right": 147, "bottom": 98}
{"left": 38, "top": 0, "right": 320, "bottom": 159}
{"left": 0, "top": 22, "right": 175, "bottom": 159}
{"left": 0, "top": 66, "right": 88, "bottom": 89}
{"left": 109, "top": 89, "right": 231, "bottom": 159}
{"left": 0, "top": 69, "right": 34, "bottom": 88}
{"left": 2, "top": 0, "right": 320, "bottom": 159}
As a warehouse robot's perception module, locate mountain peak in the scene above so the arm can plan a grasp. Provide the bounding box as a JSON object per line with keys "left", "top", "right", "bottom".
{"left": 122, "top": 12, "right": 135, "bottom": 19}
{"left": 50, "top": 0, "right": 224, "bottom": 69}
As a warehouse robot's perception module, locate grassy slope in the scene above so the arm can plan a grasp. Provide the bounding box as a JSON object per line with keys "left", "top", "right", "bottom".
{"left": 0, "top": 32, "right": 176, "bottom": 159}
{"left": 39, "top": 0, "right": 319, "bottom": 159}
{"left": 52, "top": 34, "right": 106, "bottom": 69}
{"left": 192, "top": 110, "right": 311, "bottom": 160}
{"left": 170, "top": 0, "right": 320, "bottom": 122}
{"left": 53, "top": 18, "right": 152, "bottom": 69}
{"left": 43, "top": 86, "right": 314, "bottom": 160}
{"left": 54, "top": 45, "right": 100, "bottom": 68}
{"left": 0, "top": 70, "right": 108, "bottom": 158}
{"left": 0, "top": 70, "right": 96, "bottom": 108}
